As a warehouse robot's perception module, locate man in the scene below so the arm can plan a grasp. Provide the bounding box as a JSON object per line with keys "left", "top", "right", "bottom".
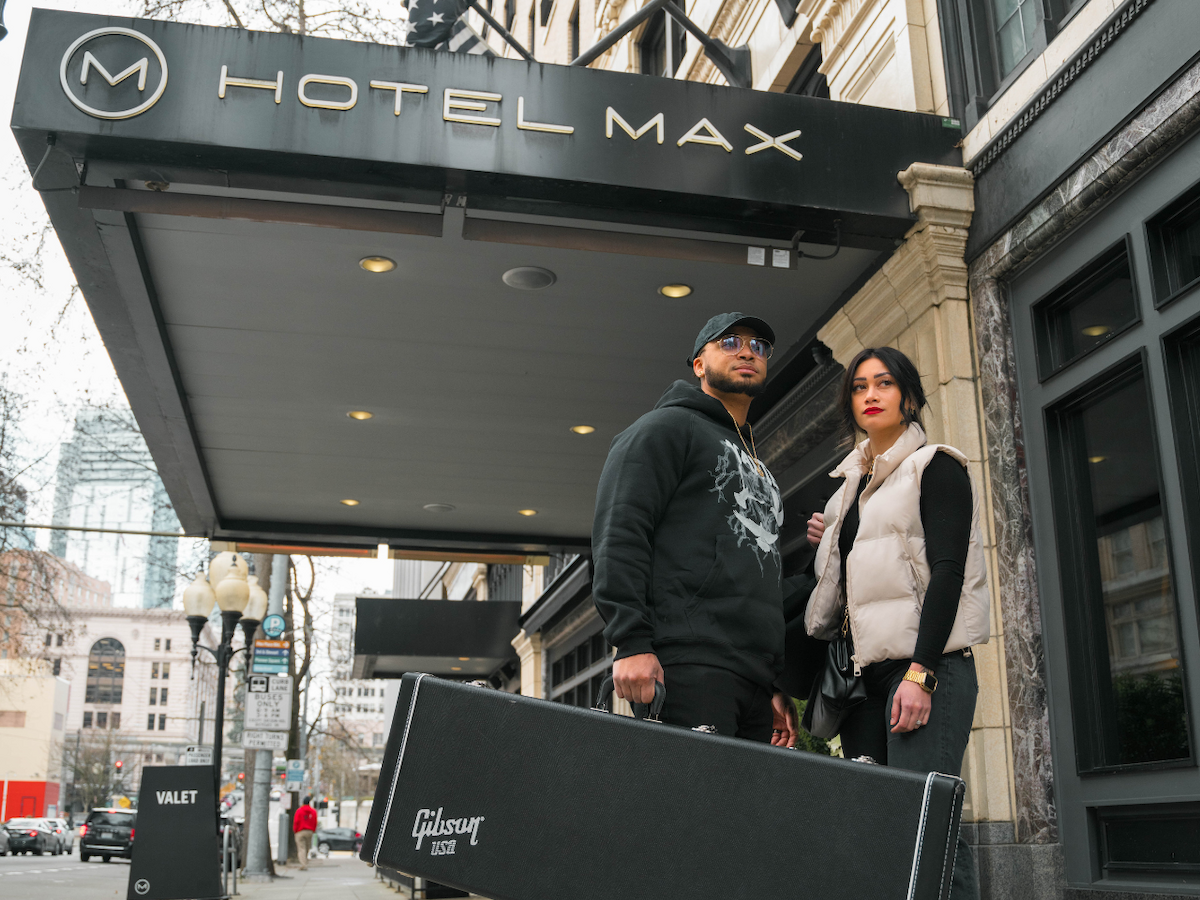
{"left": 592, "top": 312, "right": 804, "bottom": 745}
{"left": 293, "top": 795, "right": 318, "bottom": 869}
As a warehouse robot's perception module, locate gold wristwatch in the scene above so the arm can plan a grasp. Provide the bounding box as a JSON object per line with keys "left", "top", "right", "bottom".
{"left": 903, "top": 669, "right": 938, "bottom": 693}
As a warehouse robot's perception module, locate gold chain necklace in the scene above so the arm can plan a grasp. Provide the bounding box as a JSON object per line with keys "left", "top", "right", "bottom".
{"left": 727, "top": 408, "right": 765, "bottom": 477}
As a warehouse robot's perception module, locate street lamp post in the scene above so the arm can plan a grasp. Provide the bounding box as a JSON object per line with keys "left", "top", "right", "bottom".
{"left": 183, "top": 552, "right": 260, "bottom": 808}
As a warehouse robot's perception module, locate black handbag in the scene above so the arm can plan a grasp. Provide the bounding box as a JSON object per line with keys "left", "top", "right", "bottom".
{"left": 802, "top": 607, "right": 868, "bottom": 740}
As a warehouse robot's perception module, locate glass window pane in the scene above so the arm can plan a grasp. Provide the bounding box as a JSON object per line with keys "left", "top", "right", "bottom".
{"left": 1149, "top": 186, "right": 1200, "bottom": 303}
{"left": 1033, "top": 240, "right": 1139, "bottom": 378}
{"left": 1050, "top": 364, "right": 1190, "bottom": 769}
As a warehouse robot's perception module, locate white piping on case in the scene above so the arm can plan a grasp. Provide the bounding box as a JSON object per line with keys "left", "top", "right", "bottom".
{"left": 373, "top": 673, "right": 428, "bottom": 866}
{"left": 905, "top": 772, "right": 937, "bottom": 900}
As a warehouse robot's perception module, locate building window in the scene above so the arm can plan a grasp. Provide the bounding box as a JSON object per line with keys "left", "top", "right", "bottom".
{"left": 505, "top": 0, "right": 516, "bottom": 30}
{"left": 160, "top": 688, "right": 168, "bottom": 706}
{"left": 149, "top": 687, "right": 157, "bottom": 706}
{"left": 158, "top": 714, "right": 166, "bottom": 731}
{"left": 1032, "top": 238, "right": 1139, "bottom": 379}
{"left": 935, "top": 0, "right": 1081, "bottom": 130}
{"left": 640, "top": 0, "right": 685, "bottom": 78}
{"left": 52, "top": 658, "right": 61, "bottom": 676}
{"left": 45, "top": 633, "right": 52, "bottom": 647}
{"left": 85, "top": 638, "right": 125, "bottom": 704}
{"left": 151, "top": 662, "right": 159, "bottom": 679}
{"left": 147, "top": 713, "right": 155, "bottom": 730}
{"left": 154, "top": 638, "right": 160, "bottom": 651}
{"left": 96, "top": 711, "right": 108, "bottom": 729}
{"left": 162, "top": 662, "right": 170, "bottom": 680}
{"left": 56, "top": 634, "right": 63, "bottom": 647}
{"left": 1148, "top": 181, "right": 1200, "bottom": 307}
{"left": 83, "top": 711, "right": 93, "bottom": 728}
{"left": 550, "top": 630, "right": 612, "bottom": 709}
{"left": 110, "top": 712, "right": 120, "bottom": 730}
{"left": 1046, "top": 359, "right": 1190, "bottom": 771}
{"left": 785, "top": 44, "right": 829, "bottom": 99}
{"left": 165, "top": 638, "right": 171, "bottom": 652}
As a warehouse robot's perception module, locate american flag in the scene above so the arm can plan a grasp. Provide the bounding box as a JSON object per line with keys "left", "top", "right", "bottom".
{"left": 406, "top": 0, "right": 495, "bottom": 55}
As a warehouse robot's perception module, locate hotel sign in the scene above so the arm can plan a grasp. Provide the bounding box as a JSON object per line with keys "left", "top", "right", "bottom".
{"left": 14, "top": 9, "right": 960, "bottom": 227}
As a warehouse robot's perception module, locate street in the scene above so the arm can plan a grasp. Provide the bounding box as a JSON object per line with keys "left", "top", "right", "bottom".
{"left": 0, "top": 847, "right": 398, "bottom": 900}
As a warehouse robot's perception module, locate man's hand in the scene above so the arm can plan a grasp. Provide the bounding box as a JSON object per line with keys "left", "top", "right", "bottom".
{"left": 613, "top": 652, "right": 664, "bottom": 705}
{"left": 807, "top": 512, "right": 825, "bottom": 548}
{"left": 890, "top": 664, "right": 933, "bottom": 734}
{"left": 771, "top": 691, "right": 798, "bottom": 748}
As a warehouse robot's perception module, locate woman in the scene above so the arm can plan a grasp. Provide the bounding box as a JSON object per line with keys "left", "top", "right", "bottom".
{"left": 805, "top": 346, "right": 990, "bottom": 900}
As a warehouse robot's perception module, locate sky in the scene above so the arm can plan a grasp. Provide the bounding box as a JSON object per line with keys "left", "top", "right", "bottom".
{"left": 0, "top": 0, "right": 392, "bottom": 600}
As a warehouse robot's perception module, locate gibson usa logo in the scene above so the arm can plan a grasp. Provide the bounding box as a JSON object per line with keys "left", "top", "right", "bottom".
{"left": 412, "top": 807, "right": 484, "bottom": 854}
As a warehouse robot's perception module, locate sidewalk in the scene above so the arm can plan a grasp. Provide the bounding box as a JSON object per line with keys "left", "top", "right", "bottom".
{"left": 235, "top": 853, "right": 398, "bottom": 900}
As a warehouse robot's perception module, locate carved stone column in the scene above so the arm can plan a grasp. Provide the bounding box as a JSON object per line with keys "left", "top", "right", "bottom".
{"left": 511, "top": 629, "right": 544, "bottom": 698}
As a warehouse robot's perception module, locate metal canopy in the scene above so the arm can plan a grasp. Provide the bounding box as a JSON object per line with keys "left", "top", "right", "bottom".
{"left": 352, "top": 597, "right": 522, "bottom": 679}
{"left": 13, "top": 10, "right": 962, "bottom": 555}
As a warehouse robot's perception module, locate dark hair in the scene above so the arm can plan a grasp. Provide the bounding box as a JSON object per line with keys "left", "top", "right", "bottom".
{"left": 838, "top": 346, "right": 926, "bottom": 443}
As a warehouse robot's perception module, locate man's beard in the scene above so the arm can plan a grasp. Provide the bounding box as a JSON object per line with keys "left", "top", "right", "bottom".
{"left": 706, "top": 369, "right": 766, "bottom": 397}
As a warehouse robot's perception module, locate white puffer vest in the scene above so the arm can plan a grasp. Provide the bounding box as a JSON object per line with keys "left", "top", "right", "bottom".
{"left": 804, "top": 423, "right": 991, "bottom": 670}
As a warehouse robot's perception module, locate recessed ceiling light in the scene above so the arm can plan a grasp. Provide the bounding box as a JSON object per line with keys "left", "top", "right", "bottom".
{"left": 340, "top": 499, "right": 360, "bottom": 506}
{"left": 502, "top": 266, "right": 556, "bottom": 290}
{"left": 570, "top": 425, "right": 596, "bottom": 434}
{"left": 1082, "top": 325, "right": 1110, "bottom": 337}
{"left": 458, "top": 657, "right": 471, "bottom": 661}
{"left": 359, "top": 256, "right": 396, "bottom": 273}
{"left": 347, "top": 410, "right": 374, "bottom": 420}
{"left": 658, "top": 284, "right": 693, "bottom": 298}
{"left": 423, "top": 503, "right": 456, "bottom": 513}
{"left": 451, "top": 666, "right": 462, "bottom": 671}
{"left": 1089, "top": 456, "right": 1107, "bottom": 464}
{"left": 517, "top": 509, "right": 538, "bottom": 516}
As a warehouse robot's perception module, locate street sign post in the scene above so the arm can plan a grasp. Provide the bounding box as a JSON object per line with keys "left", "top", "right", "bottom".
{"left": 251, "top": 640, "right": 290, "bottom": 675}
{"left": 285, "top": 759, "right": 304, "bottom": 793}
{"left": 242, "top": 731, "right": 289, "bottom": 751}
{"left": 261, "top": 614, "right": 286, "bottom": 639}
{"left": 244, "top": 675, "right": 293, "bottom": 731}
{"left": 183, "top": 746, "right": 213, "bottom": 766}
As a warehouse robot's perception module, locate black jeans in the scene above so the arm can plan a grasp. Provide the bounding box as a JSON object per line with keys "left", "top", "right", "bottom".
{"left": 660, "top": 664, "right": 774, "bottom": 742}
{"left": 840, "top": 650, "right": 979, "bottom": 900}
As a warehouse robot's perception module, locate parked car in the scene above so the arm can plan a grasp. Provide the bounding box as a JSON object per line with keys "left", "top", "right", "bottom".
{"left": 314, "top": 827, "right": 363, "bottom": 855}
{"left": 46, "top": 818, "right": 74, "bottom": 854}
{"left": 269, "top": 789, "right": 282, "bottom": 801}
{"left": 79, "top": 808, "right": 136, "bottom": 862}
{"left": 0, "top": 822, "right": 10, "bottom": 855}
{"left": 3, "top": 818, "right": 56, "bottom": 855}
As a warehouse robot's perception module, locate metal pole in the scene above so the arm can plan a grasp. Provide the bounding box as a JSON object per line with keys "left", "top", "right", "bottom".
{"left": 212, "top": 611, "right": 240, "bottom": 812}
{"left": 243, "top": 554, "right": 288, "bottom": 880}
{"left": 570, "top": 0, "right": 670, "bottom": 67}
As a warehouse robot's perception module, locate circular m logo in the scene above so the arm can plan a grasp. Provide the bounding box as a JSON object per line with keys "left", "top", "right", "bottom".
{"left": 134, "top": 878, "right": 151, "bottom": 895}
{"left": 59, "top": 27, "right": 168, "bottom": 120}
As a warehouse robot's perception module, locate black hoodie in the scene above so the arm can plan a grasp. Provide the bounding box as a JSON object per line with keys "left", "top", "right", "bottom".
{"left": 592, "top": 379, "right": 792, "bottom": 688}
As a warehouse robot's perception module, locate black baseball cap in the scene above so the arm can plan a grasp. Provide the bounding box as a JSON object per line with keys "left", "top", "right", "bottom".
{"left": 687, "top": 312, "right": 777, "bottom": 364}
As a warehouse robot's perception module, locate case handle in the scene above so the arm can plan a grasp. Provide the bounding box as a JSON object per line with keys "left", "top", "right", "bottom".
{"left": 592, "top": 675, "right": 666, "bottom": 721}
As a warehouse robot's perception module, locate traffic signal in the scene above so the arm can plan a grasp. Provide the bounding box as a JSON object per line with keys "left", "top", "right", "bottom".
{"left": 237, "top": 772, "right": 245, "bottom": 783}
{"left": 115, "top": 760, "right": 123, "bottom": 772}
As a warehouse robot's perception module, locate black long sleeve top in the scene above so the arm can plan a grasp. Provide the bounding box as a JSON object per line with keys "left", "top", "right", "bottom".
{"left": 838, "top": 450, "right": 972, "bottom": 671}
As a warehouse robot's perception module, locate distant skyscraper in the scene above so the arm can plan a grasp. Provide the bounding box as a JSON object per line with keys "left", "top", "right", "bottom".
{"left": 50, "top": 408, "right": 180, "bottom": 609}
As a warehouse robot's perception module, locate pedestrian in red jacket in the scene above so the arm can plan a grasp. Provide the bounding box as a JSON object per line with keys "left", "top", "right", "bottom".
{"left": 293, "top": 797, "right": 318, "bottom": 869}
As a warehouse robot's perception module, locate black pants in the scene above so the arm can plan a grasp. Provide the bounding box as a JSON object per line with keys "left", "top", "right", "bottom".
{"left": 839, "top": 650, "right": 979, "bottom": 900}
{"left": 660, "top": 664, "right": 774, "bottom": 742}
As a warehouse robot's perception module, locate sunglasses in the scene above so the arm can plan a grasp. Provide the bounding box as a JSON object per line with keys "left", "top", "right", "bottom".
{"left": 713, "top": 333, "right": 773, "bottom": 360}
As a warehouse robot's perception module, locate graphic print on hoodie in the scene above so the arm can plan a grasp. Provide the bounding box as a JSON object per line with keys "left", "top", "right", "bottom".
{"left": 592, "top": 379, "right": 787, "bottom": 689}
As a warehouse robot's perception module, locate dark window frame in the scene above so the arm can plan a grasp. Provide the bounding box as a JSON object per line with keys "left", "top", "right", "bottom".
{"left": 1146, "top": 176, "right": 1200, "bottom": 309}
{"left": 1031, "top": 235, "right": 1141, "bottom": 382}
{"left": 784, "top": 44, "right": 830, "bottom": 99}
{"left": 936, "top": 0, "right": 1083, "bottom": 131}
{"left": 1164, "top": 311, "right": 1200, "bottom": 632}
{"left": 639, "top": 0, "right": 686, "bottom": 78}
{"left": 85, "top": 637, "right": 126, "bottom": 705}
{"left": 1044, "top": 349, "right": 1193, "bottom": 775}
